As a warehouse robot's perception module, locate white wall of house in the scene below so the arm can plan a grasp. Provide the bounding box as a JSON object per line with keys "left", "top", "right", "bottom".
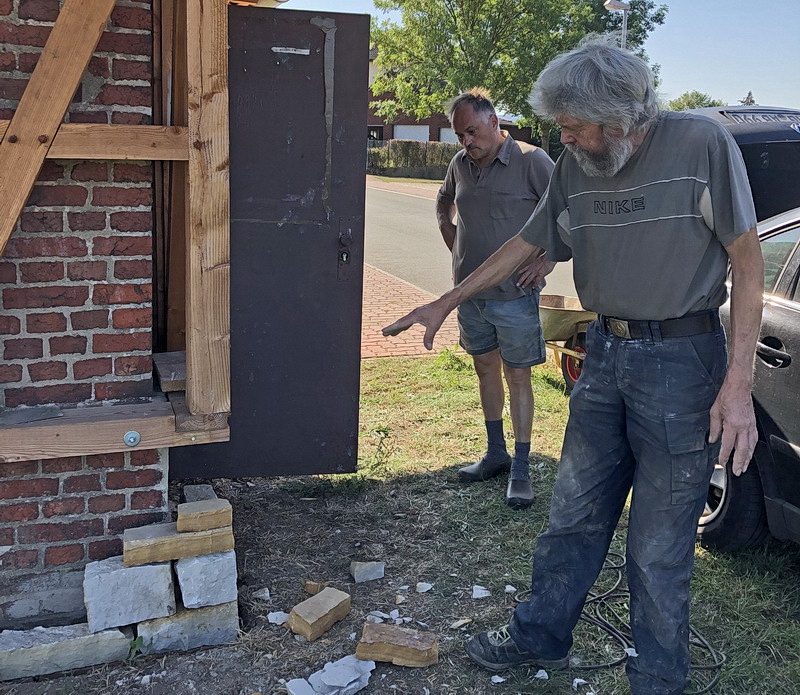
{"left": 393, "top": 125, "right": 429, "bottom": 141}
{"left": 439, "top": 127, "right": 458, "bottom": 144}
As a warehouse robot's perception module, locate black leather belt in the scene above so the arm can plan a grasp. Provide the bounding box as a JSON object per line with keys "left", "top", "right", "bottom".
{"left": 599, "top": 310, "right": 719, "bottom": 340}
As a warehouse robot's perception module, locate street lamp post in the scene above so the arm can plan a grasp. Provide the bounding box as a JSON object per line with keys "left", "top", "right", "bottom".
{"left": 603, "top": 0, "right": 631, "bottom": 50}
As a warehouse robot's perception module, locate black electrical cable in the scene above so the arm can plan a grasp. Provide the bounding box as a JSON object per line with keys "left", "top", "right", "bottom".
{"left": 513, "top": 552, "right": 726, "bottom": 693}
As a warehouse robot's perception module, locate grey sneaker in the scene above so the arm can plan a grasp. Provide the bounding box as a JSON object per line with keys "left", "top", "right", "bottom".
{"left": 464, "top": 625, "right": 569, "bottom": 671}
{"left": 458, "top": 453, "right": 511, "bottom": 483}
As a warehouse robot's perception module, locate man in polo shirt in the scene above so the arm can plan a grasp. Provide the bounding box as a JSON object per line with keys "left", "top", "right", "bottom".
{"left": 437, "top": 88, "right": 555, "bottom": 509}
{"left": 385, "top": 38, "right": 763, "bottom": 695}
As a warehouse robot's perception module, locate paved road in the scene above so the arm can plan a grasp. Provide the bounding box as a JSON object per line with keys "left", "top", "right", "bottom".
{"left": 364, "top": 176, "right": 576, "bottom": 299}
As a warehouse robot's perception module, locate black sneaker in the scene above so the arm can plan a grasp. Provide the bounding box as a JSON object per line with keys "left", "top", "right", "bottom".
{"left": 464, "top": 625, "right": 569, "bottom": 671}
{"left": 458, "top": 453, "right": 511, "bottom": 482}
{"left": 506, "top": 478, "right": 534, "bottom": 509}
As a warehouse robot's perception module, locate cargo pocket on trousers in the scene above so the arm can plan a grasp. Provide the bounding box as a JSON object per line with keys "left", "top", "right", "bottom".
{"left": 665, "top": 411, "right": 714, "bottom": 506}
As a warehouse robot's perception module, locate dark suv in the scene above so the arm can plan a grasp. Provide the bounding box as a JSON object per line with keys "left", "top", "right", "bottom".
{"left": 694, "top": 106, "right": 800, "bottom": 551}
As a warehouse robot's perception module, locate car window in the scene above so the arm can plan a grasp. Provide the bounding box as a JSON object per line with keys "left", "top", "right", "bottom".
{"left": 761, "top": 225, "right": 800, "bottom": 292}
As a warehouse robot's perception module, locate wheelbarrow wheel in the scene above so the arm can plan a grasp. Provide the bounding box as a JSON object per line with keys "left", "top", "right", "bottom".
{"left": 560, "top": 332, "right": 586, "bottom": 391}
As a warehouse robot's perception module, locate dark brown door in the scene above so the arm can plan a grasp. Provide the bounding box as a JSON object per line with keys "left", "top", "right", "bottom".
{"left": 170, "top": 6, "right": 368, "bottom": 478}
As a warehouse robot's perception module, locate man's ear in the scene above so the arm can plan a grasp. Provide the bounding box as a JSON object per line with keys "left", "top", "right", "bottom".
{"left": 490, "top": 113, "right": 499, "bottom": 130}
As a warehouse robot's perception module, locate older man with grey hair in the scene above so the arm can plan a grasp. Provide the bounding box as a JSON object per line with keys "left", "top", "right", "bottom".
{"left": 384, "top": 37, "right": 763, "bottom": 695}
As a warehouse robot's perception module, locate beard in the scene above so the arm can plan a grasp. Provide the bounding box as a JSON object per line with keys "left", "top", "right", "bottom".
{"left": 566, "top": 131, "right": 635, "bottom": 177}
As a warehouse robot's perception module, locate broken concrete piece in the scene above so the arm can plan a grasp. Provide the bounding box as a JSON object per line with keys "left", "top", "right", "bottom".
{"left": 285, "top": 679, "right": 316, "bottom": 695}
{"left": 0, "top": 624, "right": 130, "bottom": 681}
{"left": 123, "top": 522, "right": 234, "bottom": 566}
{"left": 268, "top": 611, "right": 290, "bottom": 625}
{"left": 137, "top": 601, "right": 239, "bottom": 654}
{"left": 287, "top": 587, "right": 351, "bottom": 642}
{"left": 182, "top": 484, "right": 217, "bottom": 503}
{"left": 175, "top": 550, "right": 238, "bottom": 608}
{"left": 176, "top": 498, "right": 232, "bottom": 532}
{"left": 355, "top": 621, "right": 439, "bottom": 667}
{"left": 253, "top": 587, "right": 271, "bottom": 601}
{"left": 472, "top": 585, "right": 491, "bottom": 599}
{"left": 83, "top": 556, "right": 175, "bottom": 633}
{"left": 304, "top": 580, "right": 326, "bottom": 595}
{"left": 349, "top": 561, "right": 385, "bottom": 583}
{"left": 415, "top": 582, "right": 433, "bottom": 593}
{"left": 307, "top": 654, "right": 375, "bottom": 695}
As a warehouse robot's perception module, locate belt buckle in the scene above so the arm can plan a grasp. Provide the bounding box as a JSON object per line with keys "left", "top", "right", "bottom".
{"left": 608, "top": 318, "right": 631, "bottom": 339}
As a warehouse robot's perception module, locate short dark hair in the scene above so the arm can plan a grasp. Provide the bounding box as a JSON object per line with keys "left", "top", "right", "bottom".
{"left": 446, "top": 87, "right": 496, "bottom": 122}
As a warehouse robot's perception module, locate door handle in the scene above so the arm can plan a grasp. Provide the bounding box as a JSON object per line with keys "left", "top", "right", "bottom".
{"left": 756, "top": 340, "right": 791, "bottom": 368}
{"left": 338, "top": 229, "right": 353, "bottom": 248}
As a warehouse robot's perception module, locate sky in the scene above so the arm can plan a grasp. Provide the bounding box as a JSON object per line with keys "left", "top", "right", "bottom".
{"left": 275, "top": 0, "right": 800, "bottom": 110}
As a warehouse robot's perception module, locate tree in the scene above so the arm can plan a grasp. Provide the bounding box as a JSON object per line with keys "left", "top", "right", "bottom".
{"left": 740, "top": 91, "right": 756, "bottom": 106}
{"left": 370, "top": 0, "right": 668, "bottom": 143}
{"left": 665, "top": 90, "right": 725, "bottom": 111}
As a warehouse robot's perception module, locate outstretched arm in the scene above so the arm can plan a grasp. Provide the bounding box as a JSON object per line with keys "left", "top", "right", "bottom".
{"left": 382, "top": 235, "right": 544, "bottom": 350}
{"left": 708, "top": 228, "right": 763, "bottom": 475}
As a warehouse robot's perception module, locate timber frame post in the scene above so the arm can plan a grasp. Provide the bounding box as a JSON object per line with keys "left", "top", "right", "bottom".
{"left": 0, "top": 0, "right": 230, "bottom": 460}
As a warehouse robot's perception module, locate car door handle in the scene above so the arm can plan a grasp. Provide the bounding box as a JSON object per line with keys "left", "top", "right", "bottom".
{"left": 756, "top": 341, "right": 791, "bottom": 368}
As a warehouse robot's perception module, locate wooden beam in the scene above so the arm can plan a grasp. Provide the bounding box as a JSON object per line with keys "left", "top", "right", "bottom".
{"left": 0, "top": 122, "right": 189, "bottom": 160}
{"left": 184, "top": 0, "right": 231, "bottom": 415}
{"left": 0, "top": 0, "right": 117, "bottom": 256}
{"left": 0, "top": 401, "right": 229, "bottom": 464}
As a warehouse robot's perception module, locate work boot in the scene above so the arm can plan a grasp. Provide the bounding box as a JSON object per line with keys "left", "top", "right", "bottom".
{"left": 465, "top": 625, "right": 569, "bottom": 671}
{"left": 458, "top": 452, "right": 511, "bottom": 483}
{"left": 505, "top": 478, "right": 534, "bottom": 509}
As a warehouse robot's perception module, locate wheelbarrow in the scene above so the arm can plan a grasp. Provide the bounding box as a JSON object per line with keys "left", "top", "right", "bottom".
{"left": 539, "top": 294, "right": 597, "bottom": 391}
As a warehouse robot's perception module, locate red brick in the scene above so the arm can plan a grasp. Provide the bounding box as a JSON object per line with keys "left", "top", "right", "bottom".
{"left": 107, "top": 512, "right": 164, "bottom": 536}
{"left": 114, "top": 259, "right": 151, "bottom": 280}
{"left": 20, "top": 261, "right": 64, "bottom": 283}
{"left": 68, "top": 211, "right": 106, "bottom": 232}
{"left": 28, "top": 360, "right": 68, "bottom": 382}
{"left": 42, "top": 497, "right": 84, "bottom": 517}
{"left": 19, "top": 0, "right": 60, "bottom": 22}
{"left": 89, "top": 538, "right": 122, "bottom": 560}
{"left": 71, "top": 309, "right": 109, "bottom": 330}
{"left": 115, "top": 355, "right": 152, "bottom": 376}
{"left": 94, "top": 380, "right": 154, "bottom": 401}
{"left": 88, "top": 494, "right": 125, "bottom": 514}
{"left": 0, "top": 315, "right": 20, "bottom": 334}
{"left": 92, "top": 186, "right": 152, "bottom": 208}
{"left": 106, "top": 468, "right": 161, "bottom": 491}
{"left": 68, "top": 111, "right": 109, "bottom": 125}
{"left": 96, "top": 31, "right": 152, "bottom": 57}
{"left": 0, "top": 363, "right": 23, "bottom": 383}
{"left": 93, "top": 283, "right": 152, "bottom": 305}
{"left": 0, "top": 77, "right": 27, "bottom": 100}
{"left": 112, "top": 307, "right": 151, "bottom": 329}
{"left": 0, "top": 477, "right": 58, "bottom": 500}
{"left": 1, "top": 549, "right": 38, "bottom": 570}
{"left": 87, "top": 55, "right": 110, "bottom": 79}
{"left": 112, "top": 59, "right": 151, "bottom": 82}
{"left": 41, "top": 457, "right": 82, "bottom": 474}
{"left": 38, "top": 161, "right": 66, "bottom": 182}
{"left": 130, "top": 449, "right": 161, "bottom": 467}
{"left": 45, "top": 544, "right": 84, "bottom": 566}
{"left": 93, "top": 234, "right": 151, "bottom": 254}
{"left": 0, "top": 262, "right": 16, "bottom": 282}
{"left": 2, "top": 461, "right": 38, "bottom": 476}
{"left": 3, "top": 237, "right": 88, "bottom": 260}
{"left": 113, "top": 163, "right": 152, "bottom": 184}
{"left": 20, "top": 210, "right": 63, "bottom": 233}
{"left": 97, "top": 84, "right": 151, "bottom": 109}
{"left": 0, "top": 501, "right": 39, "bottom": 522}
{"left": 27, "top": 184, "right": 88, "bottom": 207}
{"left": 26, "top": 312, "right": 67, "bottom": 333}
{"left": 0, "top": 527, "right": 13, "bottom": 545}
{"left": 0, "top": 24, "right": 51, "bottom": 49}
{"left": 63, "top": 474, "right": 101, "bottom": 493}
{"left": 5, "top": 383, "right": 92, "bottom": 408}
{"left": 93, "top": 331, "right": 150, "bottom": 353}
{"left": 107, "top": 214, "right": 152, "bottom": 235}
{"left": 0, "top": 51, "right": 14, "bottom": 70}
{"left": 86, "top": 452, "right": 125, "bottom": 470}
{"left": 4, "top": 337, "right": 43, "bottom": 359}
{"left": 110, "top": 5, "right": 151, "bottom": 30}
{"left": 17, "top": 519, "right": 103, "bottom": 544}
{"left": 132, "top": 489, "right": 163, "bottom": 510}
{"left": 71, "top": 162, "right": 109, "bottom": 182}
{"left": 3, "top": 285, "right": 89, "bottom": 309}
{"left": 112, "top": 112, "right": 151, "bottom": 126}
{"left": 67, "top": 260, "right": 107, "bottom": 281}
{"left": 16, "top": 50, "right": 40, "bottom": 74}
{"left": 49, "top": 335, "right": 87, "bottom": 355}
{"left": 73, "top": 357, "right": 112, "bottom": 380}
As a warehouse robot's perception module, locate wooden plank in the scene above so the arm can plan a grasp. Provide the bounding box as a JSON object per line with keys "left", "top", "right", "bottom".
{"left": 184, "top": 0, "right": 231, "bottom": 415}
{"left": 0, "top": 123, "right": 189, "bottom": 160}
{"left": 123, "top": 521, "right": 234, "bottom": 566}
{"left": 0, "top": 0, "right": 117, "bottom": 256}
{"left": 153, "top": 350, "right": 187, "bottom": 391}
{"left": 176, "top": 498, "right": 232, "bottom": 532}
{"left": 168, "top": 391, "right": 229, "bottom": 432}
{"left": 0, "top": 401, "right": 229, "bottom": 464}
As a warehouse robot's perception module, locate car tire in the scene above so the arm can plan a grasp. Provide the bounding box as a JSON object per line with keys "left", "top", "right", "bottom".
{"left": 697, "top": 455, "right": 770, "bottom": 551}
{"left": 560, "top": 332, "right": 586, "bottom": 392}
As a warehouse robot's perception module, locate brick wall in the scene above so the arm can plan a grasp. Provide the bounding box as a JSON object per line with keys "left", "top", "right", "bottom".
{"left": 0, "top": 447, "right": 170, "bottom": 629}
{"left": 0, "top": 1, "right": 170, "bottom": 630}
{"left": 0, "top": 0, "right": 155, "bottom": 409}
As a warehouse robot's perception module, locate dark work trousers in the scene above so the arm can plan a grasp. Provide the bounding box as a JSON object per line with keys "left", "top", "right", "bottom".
{"left": 509, "top": 318, "right": 727, "bottom": 695}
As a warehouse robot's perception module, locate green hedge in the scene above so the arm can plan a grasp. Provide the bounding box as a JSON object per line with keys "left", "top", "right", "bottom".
{"left": 367, "top": 140, "right": 461, "bottom": 170}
